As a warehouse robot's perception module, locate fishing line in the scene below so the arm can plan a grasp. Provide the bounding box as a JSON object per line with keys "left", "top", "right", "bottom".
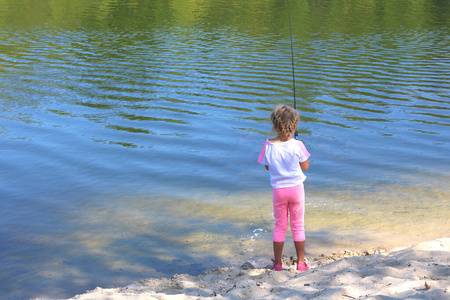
{"left": 286, "top": 0, "right": 299, "bottom": 140}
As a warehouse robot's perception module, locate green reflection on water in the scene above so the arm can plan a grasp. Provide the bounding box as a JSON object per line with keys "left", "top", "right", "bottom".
{"left": 119, "top": 113, "right": 190, "bottom": 124}
{"left": 1, "top": 0, "right": 448, "bottom": 33}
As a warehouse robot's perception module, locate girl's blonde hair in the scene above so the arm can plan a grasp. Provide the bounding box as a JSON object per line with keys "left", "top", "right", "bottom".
{"left": 270, "top": 104, "right": 299, "bottom": 139}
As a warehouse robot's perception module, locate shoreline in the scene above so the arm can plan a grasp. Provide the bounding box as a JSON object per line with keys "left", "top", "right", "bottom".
{"left": 48, "top": 238, "right": 449, "bottom": 300}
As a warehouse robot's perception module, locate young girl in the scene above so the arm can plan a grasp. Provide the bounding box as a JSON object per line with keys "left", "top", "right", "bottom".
{"left": 258, "top": 104, "right": 310, "bottom": 272}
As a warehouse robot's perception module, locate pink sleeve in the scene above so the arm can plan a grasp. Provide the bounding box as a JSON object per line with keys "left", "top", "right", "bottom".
{"left": 296, "top": 140, "right": 310, "bottom": 162}
{"left": 258, "top": 140, "right": 270, "bottom": 163}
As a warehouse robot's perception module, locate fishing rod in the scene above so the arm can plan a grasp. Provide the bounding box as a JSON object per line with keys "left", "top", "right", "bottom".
{"left": 286, "top": 0, "right": 299, "bottom": 140}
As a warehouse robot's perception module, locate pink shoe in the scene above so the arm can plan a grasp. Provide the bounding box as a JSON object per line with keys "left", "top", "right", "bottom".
{"left": 271, "top": 259, "right": 282, "bottom": 271}
{"left": 297, "top": 262, "right": 310, "bottom": 271}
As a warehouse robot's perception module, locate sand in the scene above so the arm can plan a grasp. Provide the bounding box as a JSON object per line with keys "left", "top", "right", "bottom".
{"left": 50, "top": 238, "right": 449, "bottom": 300}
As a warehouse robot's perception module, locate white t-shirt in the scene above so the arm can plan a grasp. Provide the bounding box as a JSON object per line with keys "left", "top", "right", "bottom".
{"left": 258, "top": 138, "right": 310, "bottom": 189}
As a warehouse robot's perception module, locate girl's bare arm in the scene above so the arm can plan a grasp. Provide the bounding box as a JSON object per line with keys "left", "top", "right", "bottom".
{"left": 300, "top": 159, "right": 309, "bottom": 171}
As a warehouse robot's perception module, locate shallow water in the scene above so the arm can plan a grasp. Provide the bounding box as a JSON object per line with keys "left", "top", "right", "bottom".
{"left": 0, "top": 0, "right": 449, "bottom": 299}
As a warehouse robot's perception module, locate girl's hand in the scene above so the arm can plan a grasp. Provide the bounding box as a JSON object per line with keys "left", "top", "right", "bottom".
{"left": 265, "top": 165, "right": 269, "bottom": 171}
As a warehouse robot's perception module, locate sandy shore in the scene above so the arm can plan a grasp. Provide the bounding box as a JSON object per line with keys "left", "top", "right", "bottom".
{"left": 52, "top": 238, "right": 449, "bottom": 300}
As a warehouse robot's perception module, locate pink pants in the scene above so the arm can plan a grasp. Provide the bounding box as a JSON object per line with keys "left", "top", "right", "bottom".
{"left": 272, "top": 184, "right": 305, "bottom": 242}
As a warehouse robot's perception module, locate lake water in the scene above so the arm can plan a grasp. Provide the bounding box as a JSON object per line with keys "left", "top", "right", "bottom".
{"left": 0, "top": 0, "right": 449, "bottom": 299}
